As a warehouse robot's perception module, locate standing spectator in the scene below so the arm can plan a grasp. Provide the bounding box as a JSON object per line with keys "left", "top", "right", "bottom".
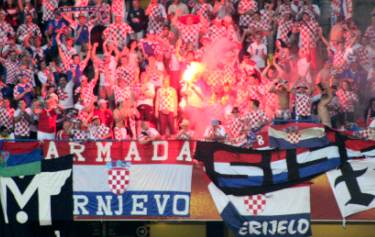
{"left": 247, "top": 33, "right": 267, "bottom": 70}
{"left": 241, "top": 99, "right": 268, "bottom": 133}
{"left": 317, "top": 83, "right": 334, "bottom": 127}
{"left": 0, "top": 98, "right": 14, "bottom": 131}
{"left": 155, "top": 76, "right": 178, "bottom": 137}
{"left": 16, "top": 14, "right": 42, "bottom": 43}
{"left": 190, "top": 0, "right": 213, "bottom": 23}
{"left": 168, "top": 0, "right": 189, "bottom": 22}
{"left": 13, "top": 100, "right": 32, "bottom": 139}
{"left": 128, "top": 0, "right": 147, "bottom": 40}
{"left": 0, "top": 10, "right": 15, "bottom": 49}
{"left": 145, "top": 0, "right": 167, "bottom": 35}
{"left": 57, "top": 75, "right": 74, "bottom": 110}
{"left": 238, "top": 0, "right": 257, "bottom": 30}
{"left": 13, "top": 74, "right": 34, "bottom": 107}
{"left": 292, "top": 80, "right": 313, "bottom": 120}
{"left": 42, "top": 0, "right": 59, "bottom": 24}
{"left": 35, "top": 95, "right": 61, "bottom": 140}
{"left": 139, "top": 120, "right": 160, "bottom": 143}
{"left": 225, "top": 107, "right": 246, "bottom": 146}
{"left": 337, "top": 79, "right": 359, "bottom": 125}
{"left": 103, "top": 15, "right": 133, "bottom": 50}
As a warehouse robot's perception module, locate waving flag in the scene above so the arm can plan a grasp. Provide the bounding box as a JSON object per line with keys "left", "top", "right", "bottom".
{"left": 195, "top": 142, "right": 341, "bottom": 195}
{"left": 208, "top": 182, "right": 311, "bottom": 237}
{"left": 0, "top": 142, "right": 42, "bottom": 177}
{"left": 268, "top": 123, "right": 329, "bottom": 149}
{"left": 326, "top": 158, "right": 375, "bottom": 218}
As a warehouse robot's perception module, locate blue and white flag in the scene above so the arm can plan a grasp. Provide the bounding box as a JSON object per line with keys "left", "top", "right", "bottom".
{"left": 72, "top": 141, "right": 194, "bottom": 218}
{"left": 208, "top": 183, "right": 311, "bottom": 237}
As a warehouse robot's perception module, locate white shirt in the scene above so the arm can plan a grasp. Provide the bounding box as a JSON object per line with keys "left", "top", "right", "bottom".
{"left": 58, "top": 80, "right": 74, "bottom": 109}
{"left": 247, "top": 42, "right": 267, "bottom": 69}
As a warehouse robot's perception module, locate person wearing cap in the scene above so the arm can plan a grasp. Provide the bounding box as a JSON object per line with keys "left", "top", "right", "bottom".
{"left": 94, "top": 99, "right": 113, "bottom": 128}
{"left": 16, "top": 13, "right": 42, "bottom": 43}
{"left": 203, "top": 119, "right": 227, "bottom": 142}
{"left": 88, "top": 115, "right": 112, "bottom": 140}
{"left": 13, "top": 74, "right": 34, "bottom": 107}
{"left": 175, "top": 119, "right": 194, "bottom": 140}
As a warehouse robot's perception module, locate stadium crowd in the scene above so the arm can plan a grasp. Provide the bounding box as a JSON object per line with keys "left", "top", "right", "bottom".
{"left": 0, "top": 0, "right": 374, "bottom": 145}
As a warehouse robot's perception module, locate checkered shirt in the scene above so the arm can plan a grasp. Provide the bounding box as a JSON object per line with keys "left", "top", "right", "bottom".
{"left": 0, "top": 108, "right": 14, "bottom": 130}
{"left": 16, "top": 23, "right": 42, "bottom": 41}
{"left": 354, "top": 45, "right": 369, "bottom": 66}
{"left": 42, "top": 0, "right": 59, "bottom": 22}
{"left": 238, "top": 0, "right": 258, "bottom": 28}
{"left": 295, "top": 20, "right": 320, "bottom": 54}
{"left": 0, "top": 22, "right": 15, "bottom": 46}
{"left": 16, "top": 68, "right": 34, "bottom": 82}
{"left": 90, "top": 3, "right": 111, "bottom": 26}
{"left": 205, "top": 69, "right": 223, "bottom": 89}
{"left": 225, "top": 115, "right": 244, "bottom": 139}
{"left": 112, "top": 0, "right": 125, "bottom": 18}
{"left": 332, "top": 49, "right": 346, "bottom": 72}
{"left": 90, "top": 124, "right": 110, "bottom": 140}
{"left": 295, "top": 93, "right": 312, "bottom": 117}
{"left": 2, "top": 60, "right": 20, "bottom": 85}
{"left": 261, "top": 9, "right": 275, "bottom": 27}
{"left": 114, "top": 127, "right": 128, "bottom": 140}
{"left": 116, "top": 65, "right": 137, "bottom": 87}
{"left": 176, "top": 22, "right": 201, "bottom": 45}
{"left": 103, "top": 23, "right": 133, "bottom": 44}
{"left": 241, "top": 110, "right": 268, "bottom": 132}
{"left": 61, "top": 47, "right": 77, "bottom": 71}
{"left": 157, "top": 87, "right": 177, "bottom": 112}
{"left": 191, "top": 3, "right": 213, "bottom": 21}
{"left": 13, "top": 82, "right": 33, "bottom": 99}
{"left": 113, "top": 85, "right": 132, "bottom": 104}
{"left": 277, "top": 19, "right": 294, "bottom": 43}
{"left": 365, "top": 26, "right": 375, "bottom": 47}
{"left": 205, "top": 24, "right": 227, "bottom": 42}
{"left": 14, "top": 113, "right": 31, "bottom": 137}
{"left": 337, "top": 89, "right": 358, "bottom": 113}
{"left": 139, "top": 38, "right": 162, "bottom": 56}
{"left": 146, "top": 4, "right": 167, "bottom": 34}
{"left": 77, "top": 81, "right": 96, "bottom": 105}
{"left": 71, "top": 129, "right": 89, "bottom": 140}
{"left": 248, "top": 18, "right": 268, "bottom": 32}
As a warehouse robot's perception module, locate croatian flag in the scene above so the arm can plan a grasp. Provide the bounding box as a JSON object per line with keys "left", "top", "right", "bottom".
{"left": 268, "top": 123, "right": 329, "bottom": 149}
{"left": 208, "top": 183, "right": 311, "bottom": 237}
{"left": 72, "top": 141, "right": 193, "bottom": 218}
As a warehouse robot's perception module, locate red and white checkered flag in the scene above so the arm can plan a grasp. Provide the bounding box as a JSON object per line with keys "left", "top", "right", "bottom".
{"left": 243, "top": 194, "right": 267, "bottom": 215}
{"left": 108, "top": 168, "right": 130, "bottom": 195}
{"left": 287, "top": 131, "right": 302, "bottom": 144}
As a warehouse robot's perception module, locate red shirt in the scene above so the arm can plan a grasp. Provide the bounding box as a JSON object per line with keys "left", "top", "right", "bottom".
{"left": 94, "top": 109, "right": 113, "bottom": 127}
{"left": 38, "top": 109, "right": 57, "bottom": 133}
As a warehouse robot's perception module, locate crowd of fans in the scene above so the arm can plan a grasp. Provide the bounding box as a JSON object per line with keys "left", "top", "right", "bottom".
{"left": 0, "top": 0, "right": 374, "bottom": 145}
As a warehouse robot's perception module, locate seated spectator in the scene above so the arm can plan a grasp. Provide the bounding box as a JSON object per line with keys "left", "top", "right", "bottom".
{"left": 175, "top": 119, "right": 194, "bottom": 140}
{"left": 139, "top": 121, "right": 160, "bottom": 143}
